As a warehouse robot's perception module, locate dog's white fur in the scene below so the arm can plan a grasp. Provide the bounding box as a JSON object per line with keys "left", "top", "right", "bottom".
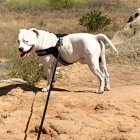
{"left": 18, "top": 28, "right": 118, "bottom": 93}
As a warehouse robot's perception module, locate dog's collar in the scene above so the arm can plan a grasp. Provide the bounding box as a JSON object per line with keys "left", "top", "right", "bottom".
{"left": 35, "top": 34, "right": 73, "bottom": 66}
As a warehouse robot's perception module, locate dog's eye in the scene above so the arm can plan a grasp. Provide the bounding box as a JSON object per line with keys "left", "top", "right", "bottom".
{"left": 23, "top": 39, "right": 29, "bottom": 43}
{"left": 17, "top": 40, "right": 20, "bottom": 43}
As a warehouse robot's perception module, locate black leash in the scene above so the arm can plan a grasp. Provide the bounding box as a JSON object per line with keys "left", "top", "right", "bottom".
{"left": 37, "top": 51, "right": 60, "bottom": 140}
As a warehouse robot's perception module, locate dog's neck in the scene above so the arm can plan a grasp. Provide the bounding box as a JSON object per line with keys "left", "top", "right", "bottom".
{"left": 35, "top": 30, "right": 58, "bottom": 51}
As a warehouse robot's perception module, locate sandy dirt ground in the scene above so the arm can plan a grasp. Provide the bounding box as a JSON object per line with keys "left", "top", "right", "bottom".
{"left": 0, "top": 64, "right": 140, "bottom": 140}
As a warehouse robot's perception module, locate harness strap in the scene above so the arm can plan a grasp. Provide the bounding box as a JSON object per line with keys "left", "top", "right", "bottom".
{"left": 36, "top": 34, "right": 73, "bottom": 66}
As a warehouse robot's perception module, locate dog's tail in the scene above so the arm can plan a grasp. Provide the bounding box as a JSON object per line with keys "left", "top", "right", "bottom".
{"left": 95, "top": 34, "right": 118, "bottom": 54}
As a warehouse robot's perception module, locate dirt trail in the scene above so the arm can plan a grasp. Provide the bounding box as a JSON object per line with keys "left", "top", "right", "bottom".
{"left": 0, "top": 64, "right": 140, "bottom": 140}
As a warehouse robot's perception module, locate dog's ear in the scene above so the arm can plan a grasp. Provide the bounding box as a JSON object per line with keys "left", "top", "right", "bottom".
{"left": 30, "top": 28, "right": 39, "bottom": 37}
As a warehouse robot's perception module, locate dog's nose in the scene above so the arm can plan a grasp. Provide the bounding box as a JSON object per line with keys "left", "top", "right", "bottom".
{"left": 18, "top": 47, "right": 24, "bottom": 52}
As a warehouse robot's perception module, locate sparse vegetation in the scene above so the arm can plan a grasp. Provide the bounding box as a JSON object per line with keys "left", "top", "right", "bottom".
{"left": 50, "top": 0, "right": 75, "bottom": 9}
{"left": 9, "top": 50, "right": 44, "bottom": 83}
{"left": 6, "top": 0, "right": 87, "bottom": 10}
{"left": 79, "top": 10, "right": 111, "bottom": 32}
{"left": 0, "top": 0, "right": 140, "bottom": 82}
{"left": 7, "top": 0, "right": 50, "bottom": 10}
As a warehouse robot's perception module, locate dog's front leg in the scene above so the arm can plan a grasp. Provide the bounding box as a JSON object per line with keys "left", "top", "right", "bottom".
{"left": 42, "top": 67, "right": 54, "bottom": 92}
{"left": 41, "top": 55, "right": 55, "bottom": 92}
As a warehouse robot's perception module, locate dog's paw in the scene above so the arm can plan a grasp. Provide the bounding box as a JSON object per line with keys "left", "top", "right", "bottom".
{"left": 42, "top": 88, "right": 49, "bottom": 92}
{"left": 104, "top": 87, "right": 110, "bottom": 91}
{"left": 96, "top": 89, "right": 104, "bottom": 94}
{"left": 42, "top": 84, "right": 54, "bottom": 92}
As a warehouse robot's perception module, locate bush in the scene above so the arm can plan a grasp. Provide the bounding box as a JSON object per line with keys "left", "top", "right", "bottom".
{"left": 79, "top": 9, "right": 111, "bottom": 32}
{"left": 9, "top": 50, "right": 44, "bottom": 84}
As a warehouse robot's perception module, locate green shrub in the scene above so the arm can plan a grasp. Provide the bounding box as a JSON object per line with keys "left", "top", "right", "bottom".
{"left": 79, "top": 9, "right": 111, "bottom": 32}
{"left": 9, "top": 50, "right": 44, "bottom": 84}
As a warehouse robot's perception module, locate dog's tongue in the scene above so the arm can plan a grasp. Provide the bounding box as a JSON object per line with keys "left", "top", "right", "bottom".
{"left": 20, "top": 52, "right": 28, "bottom": 57}
{"left": 20, "top": 46, "right": 34, "bottom": 58}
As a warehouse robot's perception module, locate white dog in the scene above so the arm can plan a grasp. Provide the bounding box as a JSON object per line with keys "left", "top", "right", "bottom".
{"left": 18, "top": 28, "right": 118, "bottom": 93}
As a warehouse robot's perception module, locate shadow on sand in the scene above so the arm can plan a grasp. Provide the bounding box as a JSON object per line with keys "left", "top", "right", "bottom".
{"left": 0, "top": 83, "right": 70, "bottom": 96}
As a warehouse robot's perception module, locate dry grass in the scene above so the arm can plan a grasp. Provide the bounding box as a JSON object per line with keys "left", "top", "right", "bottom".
{"left": 0, "top": 0, "right": 139, "bottom": 58}
{"left": 123, "top": 0, "right": 140, "bottom": 7}
{"left": 0, "top": 11, "right": 80, "bottom": 58}
{"left": 0, "top": 11, "right": 131, "bottom": 58}
{"left": 0, "top": 0, "right": 140, "bottom": 82}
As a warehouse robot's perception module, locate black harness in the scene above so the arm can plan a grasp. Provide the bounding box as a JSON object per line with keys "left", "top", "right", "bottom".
{"left": 35, "top": 34, "right": 73, "bottom": 66}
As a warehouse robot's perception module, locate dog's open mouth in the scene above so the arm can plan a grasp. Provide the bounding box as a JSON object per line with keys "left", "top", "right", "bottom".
{"left": 20, "top": 46, "right": 34, "bottom": 57}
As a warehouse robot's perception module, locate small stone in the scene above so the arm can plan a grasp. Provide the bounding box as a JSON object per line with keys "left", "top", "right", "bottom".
{"left": 34, "top": 124, "right": 58, "bottom": 136}
{"left": 94, "top": 103, "right": 104, "bottom": 110}
{"left": 35, "top": 125, "right": 40, "bottom": 133}
{"left": 118, "top": 126, "right": 129, "bottom": 132}
{"left": 7, "top": 130, "right": 12, "bottom": 133}
{"left": 1, "top": 114, "right": 8, "bottom": 119}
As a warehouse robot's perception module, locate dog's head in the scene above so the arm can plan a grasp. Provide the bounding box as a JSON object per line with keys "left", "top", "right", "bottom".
{"left": 18, "top": 28, "right": 39, "bottom": 57}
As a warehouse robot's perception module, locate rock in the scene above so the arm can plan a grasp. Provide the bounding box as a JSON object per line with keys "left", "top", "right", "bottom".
{"left": 118, "top": 126, "right": 131, "bottom": 132}
{"left": 109, "top": 8, "right": 140, "bottom": 65}
{"left": 131, "top": 114, "right": 140, "bottom": 120}
{"left": 0, "top": 78, "right": 27, "bottom": 84}
{"left": 49, "top": 120, "right": 82, "bottom": 135}
{"left": 112, "top": 8, "right": 140, "bottom": 44}
{"left": 1, "top": 113, "right": 8, "bottom": 119}
{"left": 6, "top": 130, "right": 12, "bottom": 133}
{"left": 34, "top": 124, "right": 58, "bottom": 136}
{"left": 80, "top": 127, "right": 98, "bottom": 136}
{"left": 127, "top": 8, "right": 140, "bottom": 23}
{"left": 94, "top": 103, "right": 105, "bottom": 110}
{"left": 52, "top": 103, "right": 70, "bottom": 113}
{"left": 55, "top": 134, "right": 69, "bottom": 140}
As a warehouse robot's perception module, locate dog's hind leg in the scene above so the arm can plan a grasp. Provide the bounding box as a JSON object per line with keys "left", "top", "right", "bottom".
{"left": 86, "top": 55, "right": 105, "bottom": 94}
{"left": 99, "top": 41, "right": 110, "bottom": 91}
{"left": 99, "top": 58, "right": 110, "bottom": 91}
